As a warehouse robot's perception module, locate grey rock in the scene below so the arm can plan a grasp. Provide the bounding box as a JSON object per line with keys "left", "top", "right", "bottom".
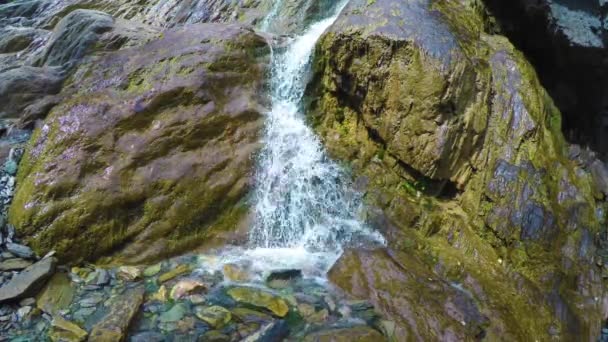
{"left": 95, "top": 269, "right": 110, "bottom": 286}
{"left": 19, "top": 297, "right": 35, "bottom": 306}
{"left": 591, "top": 160, "right": 608, "bottom": 196}
{"left": 0, "top": 26, "right": 47, "bottom": 54}
{"left": 6, "top": 242, "right": 35, "bottom": 259}
{"left": 79, "top": 294, "right": 104, "bottom": 308}
{"left": 0, "top": 258, "right": 32, "bottom": 271}
{"left": 0, "top": 257, "right": 56, "bottom": 303}
{"left": 34, "top": 9, "right": 114, "bottom": 68}
{"left": 0, "top": 66, "right": 64, "bottom": 118}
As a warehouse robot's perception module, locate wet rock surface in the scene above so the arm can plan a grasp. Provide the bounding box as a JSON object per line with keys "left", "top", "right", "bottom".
{"left": 482, "top": 0, "right": 608, "bottom": 158}
{"left": 0, "top": 254, "right": 390, "bottom": 341}
{"left": 308, "top": 0, "right": 608, "bottom": 339}
{"left": 9, "top": 22, "right": 270, "bottom": 264}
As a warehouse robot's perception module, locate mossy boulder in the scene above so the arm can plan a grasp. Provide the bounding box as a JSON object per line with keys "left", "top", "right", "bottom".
{"left": 309, "top": 0, "right": 607, "bottom": 339}
{"left": 9, "top": 23, "right": 270, "bottom": 264}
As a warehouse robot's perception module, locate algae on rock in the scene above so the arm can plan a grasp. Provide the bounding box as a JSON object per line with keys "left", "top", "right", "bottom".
{"left": 308, "top": 0, "right": 607, "bottom": 340}
{"left": 9, "top": 23, "right": 270, "bottom": 264}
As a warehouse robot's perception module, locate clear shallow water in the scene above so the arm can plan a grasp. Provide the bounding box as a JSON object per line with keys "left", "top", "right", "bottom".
{"left": 202, "top": 0, "right": 384, "bottom": 278}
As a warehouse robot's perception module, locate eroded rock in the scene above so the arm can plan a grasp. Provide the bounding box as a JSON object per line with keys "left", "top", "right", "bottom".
{"left": 9, "top": 23, "right": 270, "bottom": 263}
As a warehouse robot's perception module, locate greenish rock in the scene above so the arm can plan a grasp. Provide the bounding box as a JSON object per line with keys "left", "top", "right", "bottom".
{"left": 9, "top": 22, "right": 270, "bottom": 265}
{"left": 50, "top": 316, "right": 88, "bottom": 342}
{"left": 143, "top": 263, "right": 161, "bottom": 277}
{"left": 158, "top": 264, "right": 192, "bottom": 283}
{"left": 308, "top": 0, "right": 606, "bottom": 340}
{"left": 194, "top": 305, "right": 232, "bottom": 328}
{"left": 199, "top": 330, "right": 230, "bottom": 342}
{"left": 89, "top": 286, "right": 145, "bottom": 341}
{"left": 227, "top": 287, "right": 289, "bottom": 317}
{"left": 0, "top": 258, "right": 32, "bottom": 271}
{"left": 302, "top": 326, "right": 386, "bottom": 342}
{"left": 36, "top": 272, "right": 75, "bottom": 315}
{"left": 159, "top": 303, "right": 188, "bottom": 323}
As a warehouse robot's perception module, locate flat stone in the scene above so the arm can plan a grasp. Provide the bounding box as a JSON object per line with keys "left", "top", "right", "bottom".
{"left": 231, "top": 307, "right": 272, "bottom": 324}
{"left": 227, "top": 287, "right": 289, "bottom": 317}
{"left": 19, "top": 297, "right": 36, "bottom": 306}
{"left": 223, "top": 263, "right": 251, "bottom": 282}
{"left": 241, "top": 321, "right": 289, "bottom": 342}
{"left": 302, "top": 326, "right": 385, "bottom": 342}
{"left": 158, "top": 303, "right": 188, "bottom": 323}
{"left": 200, "top": 330, "right": 231, "bottom": 342}
{"left": 194, "top": 305, "right": 231, "bottom": 328}
{"left": 50, "top": 316, "right": 88, "bottom": 342}
{"left": 158, "top": 264, "right": 192, "bottom": 283}
{"left": 36, "top": 273, "right": 75, "bottom": 315}
{"left": 143, "top": 263, "right": 162, "bottom": 277}
{"left": 79, "top": 294, "right": 104, "bottom": 308}
{"left": 0, "top": 258, "right": 32, "bottom": 271}
{"left": 5, "top": 242, "right": 35, "bottom": 259}
{"left": 89, "top": 286, "right": 145, "bottom": 341}
{"left": 170, "top": 279, "right": 206, "bottom": 300}
{"left": 0, "top": 257, "right": 56, "bottom": 303}
{"left": 117, "top": 266, "right": 141, "bottom": 281}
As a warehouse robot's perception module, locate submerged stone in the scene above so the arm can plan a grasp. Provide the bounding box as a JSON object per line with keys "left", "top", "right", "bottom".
{"left": 89, "top": 286, "right": 145, "bottom": 341}
{"left": 158, "top": 303, "right": 188, "bottom": 323}
{"left": 194, "top": 305, "right": 231, "bottom": 328}
{"left": 50, "top": 316, "right": 88, "bottom": 342}
{"left": 158, "top": 264, "right": 192, "bottom": 283}
{"left": 302, "top": 326, "right": 385, "bottom": 342}
{"left": 117, "top": 266, "right": 141, "bottom": 281}
{"left": 227, "top": 287, "right": 289, "bottom": 317}
{"left": 170, "top": 279, "right": 206, "bottom": 300}
{"left": 143, "top": 263, "right": 162, "bottom": 277}
{"left": 36, "top": 272, "right": 74, "bottom": 315}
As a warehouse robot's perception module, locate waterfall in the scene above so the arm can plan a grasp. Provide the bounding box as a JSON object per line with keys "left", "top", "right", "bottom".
{"left": 249, "top": 1, "right": 384, "bottom": 256}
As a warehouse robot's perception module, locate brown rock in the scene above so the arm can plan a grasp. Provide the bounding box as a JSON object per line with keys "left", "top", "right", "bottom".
{"left": 9, "top": 23, "right": 270, "bottom": 264}
{"left": 88, "top": 286, "right": 145, "bottom": 342}
{"left": 329, "top": 249, "right": 488, "bottom": 341}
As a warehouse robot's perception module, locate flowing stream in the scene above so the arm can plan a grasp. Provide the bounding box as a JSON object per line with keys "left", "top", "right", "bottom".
{"left": 201, "top": 0, "right": 384, "bottom": 277}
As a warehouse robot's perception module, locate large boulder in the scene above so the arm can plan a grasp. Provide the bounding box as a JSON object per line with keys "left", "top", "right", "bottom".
{"left": 8, "top": 23, "right": 270, "bottom": 263}
{"left": 309, "top": 0, "right": 606, "bottom": 339}
{"left": 33, "top": 9, "right": 114, "bottom": 68}
{"left": 0, "top": 66, "right": 64, "bottom": 118}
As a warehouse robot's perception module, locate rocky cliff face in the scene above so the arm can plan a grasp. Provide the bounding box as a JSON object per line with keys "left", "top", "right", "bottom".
{"left": 308, "top": 0, "right": 608, "bottom": 339}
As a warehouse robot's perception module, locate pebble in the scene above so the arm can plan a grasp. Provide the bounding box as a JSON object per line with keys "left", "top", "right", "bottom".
{"left": 96, "top": 269, "right": 110, "bottom": 286}
{"left": 19, "top": 298, "right": 35, "bottom": 306}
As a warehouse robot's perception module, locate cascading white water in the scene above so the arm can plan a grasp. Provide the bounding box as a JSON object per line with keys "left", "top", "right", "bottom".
{"left": 199, "top": 0, "right": 383, "bottom": 278}
{"left": 249, "top": 1, "right": 384, "bottom": 253}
